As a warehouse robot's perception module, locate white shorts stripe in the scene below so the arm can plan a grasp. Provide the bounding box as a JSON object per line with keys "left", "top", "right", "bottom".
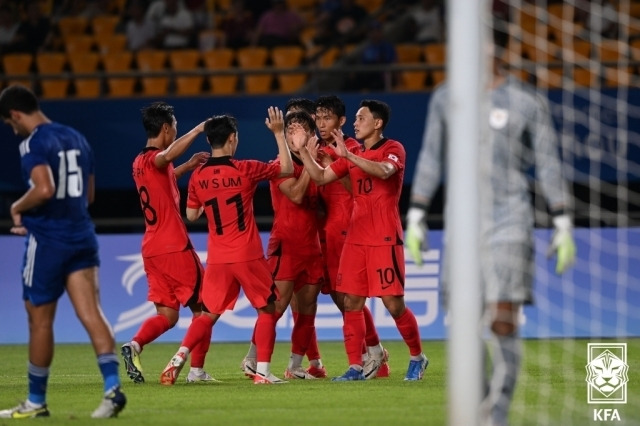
{"left": 23, "top": 234, "right": 37, "bottom": 287}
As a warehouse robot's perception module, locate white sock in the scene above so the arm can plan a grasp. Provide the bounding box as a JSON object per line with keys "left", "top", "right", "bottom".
{"left": 349, "top": 364, "right": 363, "bottom": 372}
{"left": 246, "top": 343, "right": 257, "bottom": 359}
{"left": 178, "top": 346, "right": 190, "bottom": 358}
{"left": 25, "top": 400, "right": 44, "bottom": 409}
{"left": 190, "top": 367, "right": 203, "bottom": 374}
{"left": 287, "top": 353, "right": 303, "bottom": 370}
{"left": 309, "top": 358, "right": 323, "bottom": 368}
{"left": 256, "top": 362, "right": 270, "bottom": 377}
{"left": 131, "top": 341, "right": 142, "bottom": 354}
{"left": 410, "top": 353, "right": 424, "bottom": 361}
{"left": 368, "top": 343, "right": 383, "bottom": 358}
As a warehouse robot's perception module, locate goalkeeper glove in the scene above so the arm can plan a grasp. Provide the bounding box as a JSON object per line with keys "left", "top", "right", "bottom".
{"left": 405, "top": 207, "right": 428, "bottom": 267}
{"left": 547, "top": 214, "right": 577, "bottom": 274}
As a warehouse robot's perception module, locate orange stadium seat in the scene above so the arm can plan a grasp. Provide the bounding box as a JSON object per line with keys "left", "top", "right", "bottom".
{"left": 395, "top": 44, "right": 423, "bottom": 64}
{"left": 95, "top": 33, "right": 128, "bottom": 54}
{"left": 58, "top": 16, "right": 89, "bottom": 39}
{"left": 35, "top": 52, "right": 69, "bottom": 99}
{"left": 68, "top": 52, "right": 101, "bottom": 98}
{"left": 91, "top": 15, "right": 121, "bottom": 36}
{"left": 2, "top": 53, "right": 34, "bottom": 88}
{"left": 236, "top": 47, "right": 272, "bottom": 94}
{"left": 64, "top": 35, "right": 95, "bottom": 54}
{"left": 168, "top": 49, "right": 204, "bottom": 96}
{"left": 271, "top": 46, "right": 307, "bottom": 92}
{"left": 102, "top": 51, "right": 136, "bottom": 97}
{"left": 202, "top": 48, "right": 238, "bottom": 95}
{"left": 136, "top": 50, "right": 169, "bottom": 96}
{"left": 423, "top": 43, "right": 445, "bottom": 86}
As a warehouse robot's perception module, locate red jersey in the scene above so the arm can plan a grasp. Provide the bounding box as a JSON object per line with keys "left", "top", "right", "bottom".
{"left": 329, "top": 138, "right": 405, "bottom": 246}
{"left": 269, "top": 157, "right": 321, "bottom": 256}
{"left": 132, "top": 147, "right": 189, "bottom": 257}
{"left": 317, "top": 137, "right": 361, "bottom": 235}
{"left": 187, "top": 156, "right": 281, "bottom": 264}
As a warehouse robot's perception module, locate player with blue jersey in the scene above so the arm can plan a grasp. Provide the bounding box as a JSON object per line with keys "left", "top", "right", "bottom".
{"left": 0, "top": 84, "right": 126, "bottom": 419}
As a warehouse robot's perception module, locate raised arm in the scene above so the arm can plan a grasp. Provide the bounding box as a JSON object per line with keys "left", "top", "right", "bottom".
{"left": 154, "top": 119, "right": 209, "bottom": 170}
{"left": 265, "top": 106, "right": 293, "bottom": 178}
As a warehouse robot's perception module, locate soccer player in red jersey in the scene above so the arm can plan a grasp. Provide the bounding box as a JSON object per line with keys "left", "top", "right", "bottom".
{"left": 293, "top": 99, "right": 429, "bottom": 381}
{"left": 123, "top": 102, "right": 215, "bottom": 384}
{"left": 161, "top": 107, "right": 293, "bottom": 385}
{"left": 314, "top": 95, "right": 390, "bottom": 379}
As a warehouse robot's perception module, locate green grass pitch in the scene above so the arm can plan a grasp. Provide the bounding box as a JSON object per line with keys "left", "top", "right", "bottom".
{"left": 0, "top": 339, "right": 638, "bottom": 425}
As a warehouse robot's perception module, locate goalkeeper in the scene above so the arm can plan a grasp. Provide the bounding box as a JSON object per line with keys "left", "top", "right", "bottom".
{"left": 405, "top": 28, "right": 576, "bottom": 426}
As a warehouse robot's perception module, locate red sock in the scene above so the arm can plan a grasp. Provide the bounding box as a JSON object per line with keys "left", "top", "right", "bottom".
{"left": 133, "top": 314, "right": 171, "bottom": 348}
{"left": 181, "top": 315, "right": 214, "bottom": 351}
{"left": 255, "top": 312, "right": 277, "bottom": 363}
{"left": 363, "top": 305, "right": 380, "bottom": 347}
{"left": 190, "top": 314, "right": 212, "bottom": 368}
{"left": 252, "top": 311, "right": 282, "bottom": 346}
{"left": 305, "top": 326, "right": 321, "bottom": 361}
{"left": 394, "top": 308, "right": 423, "bottom": 356}
{"left": 291, "top": 313, "right": 315, "bottom": 356}
{"left": 343, "top": 310, "right": 366, "bottom": 366}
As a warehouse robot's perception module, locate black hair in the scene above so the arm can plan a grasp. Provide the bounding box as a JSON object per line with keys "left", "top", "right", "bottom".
{"left": 315, "top": 95, "right": 346, "bottom": 118}
{"left": 141, "top": 102, "right": 175, "bottom": 138}
{"left": 0, "top": 84, "right": 39, "bottom": 119}
{"left": 284, "top": 110, "right": 316, "bottom": 132}
{"left": 205, "top": 114, "right": 238, "bottom": 148}
{"left": 285, "top": 98, "right": 315, "bottom": 115}
{"left": 360, "top": 99, "right": 390, "bottom": 130}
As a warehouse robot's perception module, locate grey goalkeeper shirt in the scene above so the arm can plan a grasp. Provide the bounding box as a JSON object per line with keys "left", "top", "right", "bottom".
{"left": 411, "top": 75, "right": 570, "bottom": 244}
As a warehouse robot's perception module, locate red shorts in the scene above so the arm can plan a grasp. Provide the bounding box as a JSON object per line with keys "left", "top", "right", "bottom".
{"left": 336, "top": 243, "right": 405, "bottom": 297}
{"left": 322, "top": 229, "right": 347, "bottom": 293}
{"left": 202, "top": 258, "right": 278, "bottom": 314}
{"left": 268, "top": 251, "right": 325, "bottom": 293}
{"left": 143, "top": 248, "right": 203, "bottom": 311}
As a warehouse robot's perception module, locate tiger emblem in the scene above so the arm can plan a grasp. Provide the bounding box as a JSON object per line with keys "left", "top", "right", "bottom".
{"left": 585, "top": 349, "right": 629, "bottom": 397}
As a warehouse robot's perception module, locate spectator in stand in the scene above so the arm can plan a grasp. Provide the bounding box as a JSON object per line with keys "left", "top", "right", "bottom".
{"left": 125, "top": 0, "right": 156, "bottom": 51}
{"left": 405, "top": 0, "right": 444, "bottom": 44}
{"left": 10, "top": 1, "right": 54, "bottom": 54}
{"left": 185, "top": 0, "right": 213, "bottom": 32}
{"left": 146, "top": 0, "right": 196, "bottom": 49}
{"left": 0, "top": 5, "right": 19, "bottom": 54}
{"left": 219, "top": 0, "right": 255, "bottom": 49}
{"left": 328, "top": 0, "right": 368, "bottom": 45}
{"left": 348, "top": 21, "right": 397, "bottom": 92}
{"left": 251, "top": 0, "right": 304, "bottom": 48}
{"left": 575, "top": 0, "right": 619, "bottom": 40}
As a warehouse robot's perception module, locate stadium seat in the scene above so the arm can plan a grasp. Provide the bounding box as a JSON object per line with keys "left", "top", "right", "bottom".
{"left": 2, "top": 53, "right": 34, "bottom": 88}
{"left": 68, "top": 52, "right": 101, "bottom": 98}
{"left": 57, "top": 16, "right": 90, "bottom": 39}
{"left": 91, "top": 15, "right": 121, "bottom": 36}
{"left": 522, "top": 40, "right": 562, "bottom": 89}
{"left": 355, "top": 0, "right": 383, "bottom": 13}
{"left": 136, "top": 50, "right": 169, "bottom": 96}
{"left": 423, "top": 43, "right": 445, "bottom": 86}
{"left": 395, "top": 44, "right": 423, "bottom": 64}
{"left": 35, "top": 52, "right": 69, "bottom": 99}
{"left": 202, "top": 48, "right": 237, "bottom": 95}
{"left": 95, "top": 33, "right": 128, "bottom": 54}
{"left": 64, "top": 35, "right": 95, "bottom": 54}
{"left": 236, "top": 47, "right": 272, "bottom": 94}
{"left": 597, "top": 40, "right": 631, "bottom": 87}
{"left": 168, "top": 49, "right": 203, "bottom": 96}
{"left": 102, "top": 51, "right": 135, "bottom": 97}
{"left": 397, "top": 71, "right": 427, "bottom": 91}
{"left": 271, "top": 46, "right": 307, "bottom": 93}
{"left": 307, "top": 46, "right": 340, "bottom": 68}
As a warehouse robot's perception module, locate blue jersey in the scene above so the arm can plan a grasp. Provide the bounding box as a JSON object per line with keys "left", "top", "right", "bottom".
{"left": 19, "top": 122, "right": 97, "bottom": 248}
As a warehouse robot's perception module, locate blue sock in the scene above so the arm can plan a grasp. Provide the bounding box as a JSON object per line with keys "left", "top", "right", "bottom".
{"left": 97, "top": 353, "right": 121, "bottom": 394}
{"left": 27, "top": 362, "right": 49, "bottom": 405}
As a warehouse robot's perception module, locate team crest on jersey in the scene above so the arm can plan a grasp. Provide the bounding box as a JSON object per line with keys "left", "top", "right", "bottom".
{"left": 489, "top": 108, "right": 508, "bottom": 129}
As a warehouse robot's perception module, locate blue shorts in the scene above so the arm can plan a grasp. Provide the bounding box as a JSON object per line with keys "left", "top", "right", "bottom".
{"left": 22, "top": 234, "right": 100, "bottom": 306}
